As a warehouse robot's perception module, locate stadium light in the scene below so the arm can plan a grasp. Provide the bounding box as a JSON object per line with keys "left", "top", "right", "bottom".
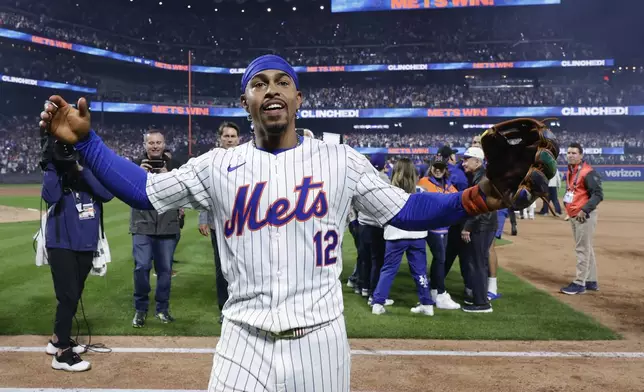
{"left": 320, "top": 5, "right": 325, "bottom": 9}
{"left": 158, "top": 1, "right": 162, "bottom": 4}
{"left": 215, "top": 8, "right": 218, "bottom": 11}
{"left": 293, "top": 6, "right": 297, "bottom": 10}
{"left": 267, "top": 7, "right": 271, "bottom": 12}
{"left": 187, "top": 4, "right": 191, "bottom": 8}
{"left": 241, "top": 9, "right": 245, "bottom": 12}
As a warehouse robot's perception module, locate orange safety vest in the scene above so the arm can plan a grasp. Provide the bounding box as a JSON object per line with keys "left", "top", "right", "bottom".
{"left": 564, "top": 162, "right": 593, "bottom": 217}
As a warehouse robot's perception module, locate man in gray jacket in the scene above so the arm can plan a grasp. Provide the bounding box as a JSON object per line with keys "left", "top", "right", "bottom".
{"left": 131, "top": 130, "right": 182, "bottom": 328}
{"left": 198, "top": 122, "right": 240, "bottom": 323}
{"left": 460, "top": 147, "right": 497, "bottom": 313}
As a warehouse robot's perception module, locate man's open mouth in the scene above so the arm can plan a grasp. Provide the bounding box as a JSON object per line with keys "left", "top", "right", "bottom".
{"left": 262, "top": 101, "right": 286, "bottom": 114}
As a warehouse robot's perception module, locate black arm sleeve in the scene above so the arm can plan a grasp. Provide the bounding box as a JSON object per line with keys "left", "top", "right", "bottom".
{"left": 581, "top": 170, "right": 604, "bottom": 214}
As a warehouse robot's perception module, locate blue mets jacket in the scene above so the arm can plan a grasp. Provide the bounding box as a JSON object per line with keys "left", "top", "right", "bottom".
{"left": 42, "top": 163, "right": 114, "bottom": 252}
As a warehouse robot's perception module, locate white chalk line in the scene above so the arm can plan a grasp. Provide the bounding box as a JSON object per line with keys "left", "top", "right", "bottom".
{"left": 1, "top": 346, "right": 644, "bottom": 358}
{"left": 0, "top": 389, "right": 379, "bottom": 392}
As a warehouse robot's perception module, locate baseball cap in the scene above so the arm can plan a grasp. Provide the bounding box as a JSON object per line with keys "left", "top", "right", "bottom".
{"left": 430, "top": 154, "right": 448, "bottom": 169}
{"left": 463, "top": 147, "right": 485, "bottom": 160}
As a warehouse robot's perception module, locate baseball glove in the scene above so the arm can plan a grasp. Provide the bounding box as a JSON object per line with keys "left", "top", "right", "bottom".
{"left": 480, "top": 118, "right": 559, "bottom": 212}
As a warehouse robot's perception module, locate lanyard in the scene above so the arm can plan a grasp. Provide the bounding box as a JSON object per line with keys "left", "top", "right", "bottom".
{"left": 567, "top": 163, "right": 584, "bottom": 192}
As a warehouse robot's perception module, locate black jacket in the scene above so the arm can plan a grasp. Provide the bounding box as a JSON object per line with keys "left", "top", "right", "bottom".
{"left": 581, "top": 168, "right": 604, "bottom": 214}
{"left": 462, "top": 167, "right": 498, "bottom": 233}
{"left": 129, "top": 154, "right": 183, "bottom": 236}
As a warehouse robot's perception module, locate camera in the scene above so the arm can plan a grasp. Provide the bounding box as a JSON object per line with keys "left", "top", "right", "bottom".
{"left": 40, "top": 133, "right": 79, "bottom": 170}
{"left": 144, "top": 159, "right": 166, "bottom": 173}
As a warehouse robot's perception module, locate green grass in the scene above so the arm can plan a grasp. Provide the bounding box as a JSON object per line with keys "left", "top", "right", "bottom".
{"left": 557, "top": 181, "right": 644, "bottom": 202}
{"left": 0, "top": 183, "right": 636, "bottom": 340}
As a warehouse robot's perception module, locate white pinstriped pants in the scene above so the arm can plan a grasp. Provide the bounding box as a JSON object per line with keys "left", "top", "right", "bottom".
{"left": 208, "top": 315, "right": 351, "bottom": 392}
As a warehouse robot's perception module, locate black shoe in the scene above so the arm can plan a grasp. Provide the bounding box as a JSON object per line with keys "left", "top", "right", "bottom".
{"left": 511, "top": 226, "right": 518, "bottom": 236}
{"left": 132, "top": 311, "right": 147, "bottom": 328}
{"left": 464, "top": 297, "right": 474, "bottom": 305}
{"left": 155, "top": 311, "right": 175, "bottom": 323}
{"left": 51, "top": 348, "right": 91, "bottom": 372}
{"left": 46, "top": 338, "right": 87, "bottom": 355}
{"left": 462, "top": 303, "right": 493, "bottom": 313}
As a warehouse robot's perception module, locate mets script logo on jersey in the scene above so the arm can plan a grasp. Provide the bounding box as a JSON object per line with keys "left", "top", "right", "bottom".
{"left": 224, "top": 177, "right": 328, "bottom": 237}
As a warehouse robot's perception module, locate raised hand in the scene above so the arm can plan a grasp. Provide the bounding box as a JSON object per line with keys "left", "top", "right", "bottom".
{"left": 39, "top": 95, "right": 91, "bottom": 144}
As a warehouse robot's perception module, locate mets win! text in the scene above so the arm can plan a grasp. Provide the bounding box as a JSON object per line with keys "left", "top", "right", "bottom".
{"left": 391, "top": 0, "right": 495, "bottom": 9}
{"left": 427, "top": 108, "right": 488, "bottom": 117}
{"left": 152, "top": 105, "right": 209, "bottom": 115}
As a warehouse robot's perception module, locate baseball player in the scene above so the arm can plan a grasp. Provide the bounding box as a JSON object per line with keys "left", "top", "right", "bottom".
{"left": 39, "top": 55, "right": 512, "bottom": 391}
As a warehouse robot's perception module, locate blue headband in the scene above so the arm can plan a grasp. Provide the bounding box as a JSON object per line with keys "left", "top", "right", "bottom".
{"left": 241, "top": 54, "right": 300, "bottom": 93}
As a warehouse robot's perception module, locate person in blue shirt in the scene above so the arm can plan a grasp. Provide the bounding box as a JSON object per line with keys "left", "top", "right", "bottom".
{"left": 41, "top": 141, "right": 113, "bottom": 372}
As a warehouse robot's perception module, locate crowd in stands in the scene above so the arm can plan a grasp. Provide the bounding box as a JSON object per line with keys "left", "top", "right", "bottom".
{"left": 1, "top": 114, "right": 641, "bottom": 175}
{"left": 343, "top": 129, "right": 644, "bottom": 149}
{"left": 299, "top": 84, "right": 644, "bottom": 109}
{"left": 0, "top": 0, "right": 607, "bottom": 67}
{"left": 1, "top": 39, "right": 640, "bottom": 108}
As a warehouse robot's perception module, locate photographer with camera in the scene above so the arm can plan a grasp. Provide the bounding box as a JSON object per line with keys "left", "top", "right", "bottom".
{"left": 40, "top": 136, "right": 114, "bottom": 372}
{"left": 130, "top": 130, "right": 182, "bottom": 328}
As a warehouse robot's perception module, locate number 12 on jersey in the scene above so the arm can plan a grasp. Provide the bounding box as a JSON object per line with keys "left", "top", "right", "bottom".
{"left": 314, "top": 230, "right": 339, "bottom": 267}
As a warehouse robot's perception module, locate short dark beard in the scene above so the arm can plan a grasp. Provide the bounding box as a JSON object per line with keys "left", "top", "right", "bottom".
{"left": 264, "top": 122, "right": 288, "bottom": 135}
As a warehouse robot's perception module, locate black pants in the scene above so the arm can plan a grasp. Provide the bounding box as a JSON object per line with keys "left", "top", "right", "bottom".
{"left": 48, "top": 248, "right": 93, "bottom": 349}
{"left": 444, "top": 225, "right": 469, "bottom": 289}
{"left": 210, "top": 230, "right": 229, "bottom": 311}
{"left": 464, "top": 230, "right": 496, "bottom": 306}
{"left": 539, "top": 187, "right": 562, "bottom": 215}
{"left": 358, "top": 224, "right": 386, "bottom": 294}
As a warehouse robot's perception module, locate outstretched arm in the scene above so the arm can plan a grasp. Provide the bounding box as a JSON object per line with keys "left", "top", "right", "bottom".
{"left": 350, "top": 148, "right": 490, "bottom": 231}
{"left": 75, "top": 131, "right": 152, "bottom": 209}
{"left": 78, "top": 164, "right": 114, "bottom": 203}
{"left": 75, "top": 131, "right": 214, "bottom": 213}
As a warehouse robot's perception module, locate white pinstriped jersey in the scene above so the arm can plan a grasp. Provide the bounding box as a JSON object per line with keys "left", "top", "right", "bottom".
{"left": 357, "top": 171, "right": 391, "bottom": 227}
{"left": 146, "top": 137, "right": 409, "bottom": 333}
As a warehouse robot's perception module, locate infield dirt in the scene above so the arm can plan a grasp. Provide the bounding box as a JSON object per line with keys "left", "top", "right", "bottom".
{"left": 1, "top": 198, "right": 643, "bottom": 391}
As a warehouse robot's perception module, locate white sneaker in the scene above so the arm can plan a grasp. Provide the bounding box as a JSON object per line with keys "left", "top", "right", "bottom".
{"left": 51, "top": 349, "right": 91, "bottom": 372}
{"left": 410, "top": 304, "right": 434, "bottom": 316}
{"left": 46, "top": 340, "right": 87, "bottom": 355}
{"left": 347, "top": 280, "right": 355, "bottom": 288}
{"left": 361, "top": 289, "right": 369, "bottom": 297}
{"left": 430, "top": 289, "right": 438, "bottom": 302}
{"left": 529, "top": 215, "right": 535, "bottom": 220}
{"left": 372, "top": 304, "right": 386, "bottom": 315}
{"left": 435, "top": 293, "right": 461, "bottom": 310}
{"left": 367, "top": 296, "right": 394, "bottom": 306}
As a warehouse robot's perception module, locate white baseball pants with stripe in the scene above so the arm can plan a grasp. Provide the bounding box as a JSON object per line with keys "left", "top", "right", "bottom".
{"left": 208, "top": 315, "right": 351, "bottom": 392}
